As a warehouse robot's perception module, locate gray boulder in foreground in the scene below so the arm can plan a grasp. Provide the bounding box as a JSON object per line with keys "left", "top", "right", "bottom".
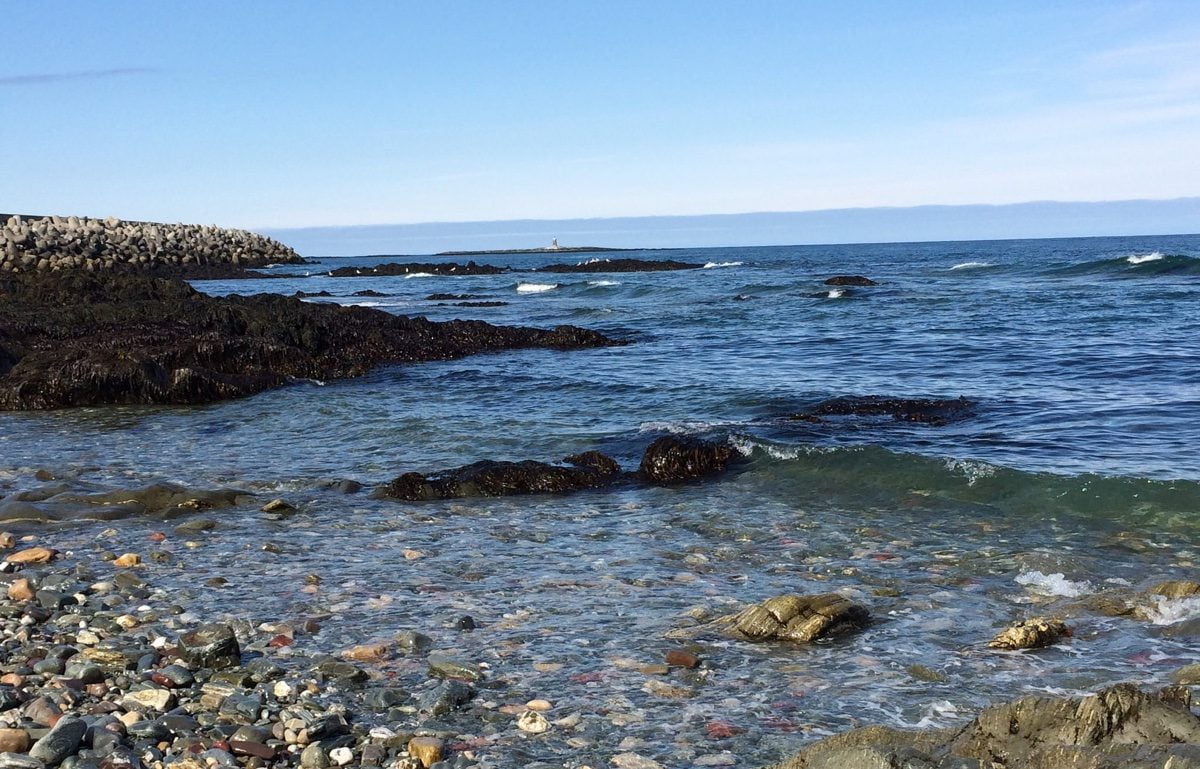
{"left": 770, "top": 684, "right": 1200, "bottom": 769}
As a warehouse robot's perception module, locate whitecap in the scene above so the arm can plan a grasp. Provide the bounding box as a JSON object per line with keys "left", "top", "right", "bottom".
{"left": 640, "top": 419, "right": 741, "bottom": 435}
{"left": 703, "top": 261, "right": 743, "bottom": 269}
{"left": 588, "top": 280, "right": 621, "bottom": 286}
{"left": 1014, "top": 570, "right": 1093, "bottom": 598}
{"left": 950, "top": 261, "right": 992, "bottom": 270}
{"left": 1127, "top": 251, "right": 1164, "bottom": 264}
{"left": 517, "top": 282, "right": 558, "bottom": 293}
{"left": 826, "top": 289, "right": 845, "bottom": 299}
{"left": 404, "top": 272, "right": 435, "bottom": 278}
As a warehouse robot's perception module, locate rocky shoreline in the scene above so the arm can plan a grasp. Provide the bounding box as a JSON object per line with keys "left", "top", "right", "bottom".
{"left": 0, "top": 272, "right": 621, "bottom": 410}
{"left": 3, "top": 523, "right": 1200, "bottom": 769}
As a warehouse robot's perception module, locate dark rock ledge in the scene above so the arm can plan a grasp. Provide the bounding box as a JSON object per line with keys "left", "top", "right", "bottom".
{"left": 377, "top": 436, "right": 737, "bottom": 500}
{"left": 0, "top": 272, "right": 621, "bottom": 410}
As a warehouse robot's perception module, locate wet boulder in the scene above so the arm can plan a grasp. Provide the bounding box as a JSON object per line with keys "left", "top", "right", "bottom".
{"left": 638, "top": 436, "right": 736, "bottom": 484}
{"left": 724, "top": 593, "right": 870, "bottom": 643}
{"left": 178, "top": 623, "right": 241, "bottom": 669}
{"left": 771, "top": 684, "right": 1200, "bottom": 769}
{"left": 378, "top": 452, "right": 625, "bottom": 500}
{"left": 988, "top": 617, "right": 1072, "bottom": 650}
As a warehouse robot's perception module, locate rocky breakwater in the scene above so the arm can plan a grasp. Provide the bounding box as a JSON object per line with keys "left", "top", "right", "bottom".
{"left": 0, "top": 215, "right": 304, "bottom": 276}
{"left": 0, "top": 272, "right": 621, "bottom": 410}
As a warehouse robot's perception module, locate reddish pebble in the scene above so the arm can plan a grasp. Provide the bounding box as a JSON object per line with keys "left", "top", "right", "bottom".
{"left": 211, "top": 740, "right": 230, "bottom": 752}
{"left": 268, "top": 634, "right": 294, "bottom": 648}
{"left": 704, "top": 720, "right": 743, "bottom": 739}
{"left": 665, "top": 649, "right": 701, "bottom": 669}
{"left": 150, "top": 672, "right": 177, "bottom": 689}
{"left": 149, "top": 532, "right": 167, "bottom": 542}
{"left": 230, "top": 740, "right": 276, "bottom": 759}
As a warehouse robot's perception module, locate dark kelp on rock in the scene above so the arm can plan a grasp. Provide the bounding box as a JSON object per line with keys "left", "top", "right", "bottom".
{"left": 789, "top": 395, "right": 976, "bottom": 426}
{"left": 378, "top": 437, "right": 738, "bottom": 501}
{"left": 0, "top": 272, "right": 621, "bottom": 409}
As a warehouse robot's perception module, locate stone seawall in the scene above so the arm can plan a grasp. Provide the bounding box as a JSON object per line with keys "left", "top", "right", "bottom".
{"left": 0, "top": 214, "right": 304, "bottom": 272}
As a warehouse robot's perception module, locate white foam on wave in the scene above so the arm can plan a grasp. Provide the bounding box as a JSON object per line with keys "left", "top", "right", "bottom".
{"left": 640, "top": 420, "right": 742, "bottom": 436}
{"left": 703, "top": 261, "right": 743, "bottom": 269}
{"left": 950, "top": 261, "right": 992, "bottom": 270}
{"left": 727, "top": 435, "right": 828, "bottom": 461}
{"left": 944, "top": 458, "right": 997, "bottom": 486}
{"left": 588, "top": 280, "right": 621, "bottom": 286}
{"left": 579, "top": 257, "right": 610, "bottom": 265}
{"left": 1141, "top": 596, "right": 1200, "bottom": 625}
{"left": 1127, "top": 251, "right": 1164, "bottom": 264}
{"left": 1015, "top": 570, "right": 1093, "bottom": 598}
{"left": 404, "top": 272, "right": 435, "bottom": 279}
{"left": 826, "top": 289, "right": 845, "bottom": 299}
{"left": 517, "top": 282, "right": 558, "bottom": 293}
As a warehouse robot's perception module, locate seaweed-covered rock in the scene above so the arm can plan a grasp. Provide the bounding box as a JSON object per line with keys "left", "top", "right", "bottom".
{"left": 772, "top": 684, "right": 1200, "bottom": 769}
{"left": 0, "top": 271, "right": 620, "bottom": 409}
{"left": 638, "top": 436, "right": 736, "bottom": 484}
{"left": 823, "top": 275, "right": 877, "bottom": 286}
{"left": 988, "top": 618, "right": 1072, "bottom": 650}
{"left": 379, "top": 452, "right": 625, "bottom": 501}
{"left": 725, "top": 593, "right": 870, "bottom": 643}
{"left": 789, "top": 395, "right": 975, "bottom": 426}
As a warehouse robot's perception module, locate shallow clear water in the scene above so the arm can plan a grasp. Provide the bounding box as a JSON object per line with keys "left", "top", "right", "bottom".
{"left": 3, "top": 235, "right": 1200, "bottom": 766}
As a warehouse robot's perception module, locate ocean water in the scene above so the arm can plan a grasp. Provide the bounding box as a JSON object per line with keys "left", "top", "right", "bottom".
{"left": 3, "top": 234, "right": 1200, "bottom": 766}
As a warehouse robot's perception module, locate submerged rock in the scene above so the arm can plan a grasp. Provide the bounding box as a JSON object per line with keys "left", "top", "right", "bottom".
{"left": 536, "top": 258, "right": 703, "bottom": 273}
{"left": 178, "top": 623, "right": 241, "bottom": 669}
{"left": 789, "top": 395, "right": 976, "bottom": 425}
{"left": 988, "top": 617, "right": 1072, "bottom": 650}
{"left": 721, "top": 593, "right": 869, "bottom": 643}
{"left": 771, "top": 684, "right": 1200, "bottom": 769}
{"left": 0, "top": 271, "right": 620, "bottom": 409}
{"left": 638, "top": 436, "right": 736, "bottom": 484}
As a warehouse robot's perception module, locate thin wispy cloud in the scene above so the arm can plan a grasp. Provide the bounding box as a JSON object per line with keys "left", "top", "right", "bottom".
{"left": 0, "top": 67, "right": 157, "bottom": 86}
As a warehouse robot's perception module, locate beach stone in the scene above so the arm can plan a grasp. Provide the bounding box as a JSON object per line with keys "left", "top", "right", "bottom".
{"left": 122, "top": 688, "right": 174, "bottom": 711}
{"left": 0, "top": 755, "right": 45, "bottom": 769}
{"left": 725, "top": 593, "right": 869, "bottom": 643}
{"left": 665, "top": 649, "right": 700, "bottom": 668}
{"left": 342, "top": 643, "right": 388, "bottom": 662}
{"left": 6, "top": 578, "right": 33, "bottom": 601}
{"left": 1171, "top": 664, "right": 1200, "bottom": 685}
{"left": 29, "top": 716, "right": 86, "bottom": 766}
{"left": 328, "top": 747, "right": 353, "bottom": 767}
{"left": 178, "top": 623, "right": 240, "bottom": 669}
{"left": 0, "top": 730, "right": 30, "bottom": 754}
{"left": 314, "top": 659, "right": 368, "bottom": 683}
{"left": 111, "top": 553, "right": 140, "bottom": 568}
{"left": 406, "top": 737, "right": 443, "bottom": 768}
{"left": 428, "top": 654, "right": 482, "bottom": 681}
{"left": 394, "top": 630, "right": 432, "bottom": 652}
{"left": 362, "top": 687, "right": 408, "bottom": 711}
{"left": 611, "top": 754, "right": 663, "bottom": 769}
{"left": 260, "top": 499, "right": 294, "bottom": 513}
{"left": 229, "top": 741, "right": 275, "bottom": 760}
{"left": 516, "top": 711, "right": 550, "bottom": 734}
{"left": 299, "top": 744, "right": 329, "bottom": 769}
{"left": 416, "top": 679, "right": 474, "bottom": 716}
{"left": 987, "top": 618, "right": 1071, "bottom": 650}
{"left": 7, "top": 547, "right": 56, "bottom": 565}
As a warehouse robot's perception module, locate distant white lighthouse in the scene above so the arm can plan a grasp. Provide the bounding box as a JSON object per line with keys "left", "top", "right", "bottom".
{"left": 549, "top": 238, "right": 561, "bottom": 250}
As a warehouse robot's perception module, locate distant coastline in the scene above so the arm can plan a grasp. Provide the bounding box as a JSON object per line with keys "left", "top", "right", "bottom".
{"left": 435, "top": 245, "right": 629, "bottom": 257}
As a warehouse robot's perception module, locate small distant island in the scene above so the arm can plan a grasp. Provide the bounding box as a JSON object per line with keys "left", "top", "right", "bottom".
{"left": 436, "top": 238, "right": 630, "bottom": 257}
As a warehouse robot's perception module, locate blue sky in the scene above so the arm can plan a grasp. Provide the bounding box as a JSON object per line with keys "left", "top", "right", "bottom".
{"left": 2, "top": 1, "right": 1198, "bottom": 230}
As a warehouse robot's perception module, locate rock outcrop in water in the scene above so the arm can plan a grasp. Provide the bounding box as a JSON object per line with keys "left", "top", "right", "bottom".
{"left": 724, "top": 593, "right": 870, "bottom": 643}
{"left": 378, "top": 452, "right": 624, "bottom": 501}
{"left": 823, "top": 275, "right": 877, "bottom": 286}
{"left": 0, "top": 482, "right": 252, "bottom": 523}
{"left": 536, "top": 258, "right": 703, "bottom": 273}
{"left": 789, "top": 395, "right": 976, "bottom": 426}
{"left": 0, "top": 214, "right": 303, "bottom": 275}
{"left": 378, "top": 438, "right": 738, "bottom": 501}
{"left": 637, "top": 435, "right": 736, "bottom": 484}
{"left": 326, "top": 261, "right": 507, "bottom": 277}
{"left": 771, "top": 684, "right": 1200, "bottom": 769}
{"left": 0, "top": 272, "right": 620, "bottom": 410}
{"left": 988, "top": 617, "right": 1072, "bottom": 650}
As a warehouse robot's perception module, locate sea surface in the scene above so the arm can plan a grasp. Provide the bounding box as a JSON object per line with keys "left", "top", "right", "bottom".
{"left": 3, "top": 234, "right": 1200, "bottom": 766}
